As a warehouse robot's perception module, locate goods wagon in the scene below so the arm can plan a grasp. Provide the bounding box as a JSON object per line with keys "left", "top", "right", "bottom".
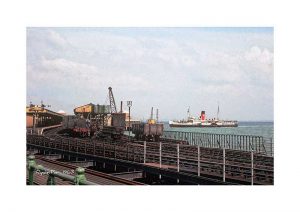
{"left": 132, "top": 123, "right": 164, "bottom": 141}
{"left": 62, "top": 113, "right": 126, "bottom": 138}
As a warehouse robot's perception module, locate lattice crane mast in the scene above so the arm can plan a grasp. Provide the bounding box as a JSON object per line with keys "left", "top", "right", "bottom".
{"left": 108, "top": 87, "right": 117, "bottom": 114}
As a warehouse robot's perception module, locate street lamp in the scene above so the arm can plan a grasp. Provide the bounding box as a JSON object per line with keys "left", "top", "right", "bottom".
{"left": 127, "top": 101, "right": 132, "bottom": 140}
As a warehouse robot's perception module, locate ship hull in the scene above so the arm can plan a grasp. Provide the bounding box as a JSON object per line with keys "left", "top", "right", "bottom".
{"left": 169, "top": 123, "right": 238, "bottom": 127}
{"left": 169, "top": 107, "right": 238, "bottom": 128}
{"left": 169, "top": 121, "right": 238, "bottom": 128}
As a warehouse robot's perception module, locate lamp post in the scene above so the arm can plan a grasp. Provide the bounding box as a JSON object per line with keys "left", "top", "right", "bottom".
{"left": 127, "top": 101, "right": 132, "bottom": 140}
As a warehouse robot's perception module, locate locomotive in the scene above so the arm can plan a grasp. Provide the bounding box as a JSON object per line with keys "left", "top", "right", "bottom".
{"left": 62, "top": 106, "right": 126, "bottom": 138}
{"left": 61, "top": 87, "right": 129, "bottom": 138}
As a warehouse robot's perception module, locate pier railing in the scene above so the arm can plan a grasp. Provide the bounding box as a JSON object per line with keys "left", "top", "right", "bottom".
{"left": 27, "top": 134, "right": 274, "bottom": 185}
{"left": 162, "top": 131, "right": 273, "bottom": 156}
{"left": 27, "top": 155, "right": 97, "bottom": 185}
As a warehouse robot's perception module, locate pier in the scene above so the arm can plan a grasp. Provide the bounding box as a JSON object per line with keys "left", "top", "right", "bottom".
{"left": 162, "top": 130, "right": 274, "bottom": 156}
{"left": 27, "top": 127, "right": 273, "bottom": 185}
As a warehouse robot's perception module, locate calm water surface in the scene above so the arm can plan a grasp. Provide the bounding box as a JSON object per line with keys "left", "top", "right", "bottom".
{"left": 163, "top": 121, "right": 274, "bottom": 139}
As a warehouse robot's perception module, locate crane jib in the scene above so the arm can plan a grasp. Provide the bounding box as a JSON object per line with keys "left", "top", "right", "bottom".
{"left": 108, "top": 87, "right": 117, "bottom": 113}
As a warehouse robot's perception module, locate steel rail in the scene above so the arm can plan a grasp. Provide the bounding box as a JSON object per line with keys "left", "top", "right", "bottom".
{"left": 27, "top": 134, "right": 273, "bottom": 185}
{"left": 35, "top": 155, "right": 144, "bottom": 185}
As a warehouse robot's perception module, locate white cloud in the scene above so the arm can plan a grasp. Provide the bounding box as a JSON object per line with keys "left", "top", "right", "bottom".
{"left": 41, "top": 57, "right": 98, "bottom": 76}
{"left": 27, "top": 57, "right": 101, "bottom": 94}
{"left": 245, "top": 46, "right": 273, "bottom": 65}
{"left": 47, "top": 30, "right": 68, "bottom": 48}
{"left": 27, "top": 28, "right": 273, "bottom": 120}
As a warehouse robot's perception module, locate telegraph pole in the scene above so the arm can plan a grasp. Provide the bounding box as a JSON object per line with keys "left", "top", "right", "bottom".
{"left": 127, "top": 101, "right": 132, "bottom": 141}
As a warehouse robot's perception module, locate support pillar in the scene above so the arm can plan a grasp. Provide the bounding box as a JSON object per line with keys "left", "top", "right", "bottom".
{"left": 159, "top": 142, "right": 162, "bottom": 180}
{"left": 159, "top": 142, "right": 162, "bottom": 168}
{"left": 74, "top": 167, "right": 86, "bottom": 185}
{"left": 198, "top": 145, "right": 200, "bottom": 177}
{"left": 251, "top": 150, "right": 254, "bottom": 185}
{"left": 177, "top": 144, "right": 180, "bottom": 173}
{"left": 223, "top": 148, "right": 226, "bottom": 182}
{"left": 27, "top": 155, "right": 36, "bottom": 185}
{"left": 144, "top": 141, "right": 146, "bottom": 164}
{"left": 47, "top": 174, "right": 56, "bottom": 185}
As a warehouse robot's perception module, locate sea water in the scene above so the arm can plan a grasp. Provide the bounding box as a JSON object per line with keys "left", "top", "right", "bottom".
{"left": 163, "top": 121, "right": 274, "bottom": 139}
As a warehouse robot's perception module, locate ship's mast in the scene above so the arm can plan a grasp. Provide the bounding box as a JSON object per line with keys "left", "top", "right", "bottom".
{"left": 187, "top": 106, "right": 190, "bottom": 118}
{"left": 150, "top": 107, "right": 154, "bottom": 120}
{"left": 217, "top": 102, "right": 220, "bottom": 120}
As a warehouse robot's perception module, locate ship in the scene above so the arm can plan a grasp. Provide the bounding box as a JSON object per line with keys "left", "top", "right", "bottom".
{"left": 169, "top": 107, "right": 238, "bottom": 127}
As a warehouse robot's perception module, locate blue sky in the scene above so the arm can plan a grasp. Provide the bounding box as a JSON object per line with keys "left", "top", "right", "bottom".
{"left": 27, "top": 27, "right": 273, "bottom": 121}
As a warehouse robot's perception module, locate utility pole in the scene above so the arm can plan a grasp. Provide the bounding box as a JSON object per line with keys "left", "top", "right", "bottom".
{"left": 127, "top": 101, "right": 132, "bottom": 141}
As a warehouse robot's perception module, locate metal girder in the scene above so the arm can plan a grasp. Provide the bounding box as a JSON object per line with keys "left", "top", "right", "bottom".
{"left": 108, "top": 87, "right": 117, "bottom": 113}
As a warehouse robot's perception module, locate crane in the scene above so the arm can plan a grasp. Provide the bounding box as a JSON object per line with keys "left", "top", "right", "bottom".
{"left": 147, "top": 107, "right": 157, "bottom": 124}
{"left": 108, "top": 87, "right": 117, "bottom": 113}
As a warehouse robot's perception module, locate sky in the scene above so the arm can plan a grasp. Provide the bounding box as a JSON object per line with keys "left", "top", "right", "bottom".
{"left": 26, "top": 27, "right": 273, "bottom": 121}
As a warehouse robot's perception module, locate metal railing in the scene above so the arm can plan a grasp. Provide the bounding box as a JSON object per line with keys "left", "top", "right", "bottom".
{"left": 162, "top": 131, "right": 274, "bottom": 156}
{"left": 27, "top": 135, "right": 274, "bottom": 185}
{"left": 26, "top": 125, "right": 62, "bottom": 135}
{"left": 27, "top": 155, "right": 97, "bottom": 185}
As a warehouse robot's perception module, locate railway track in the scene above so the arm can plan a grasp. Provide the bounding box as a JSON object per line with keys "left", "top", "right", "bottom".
{"left": 36, "top": 155, "right": 144, "bottom": 185}
{"left": 27, "top": 154, "right": 144, "bottom": 185}
{"left": 27, "top": 127, "right": 273, "bottom": 185}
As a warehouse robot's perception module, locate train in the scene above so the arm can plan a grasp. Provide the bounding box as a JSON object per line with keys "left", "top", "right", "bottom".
{"left": 62, "top": 115, "right": 92, "bottom": 137}
{"left": 61, "top": 112, "right": 126, "bottom": 138}
{"left": 59, "top": 87, "right": 126, "bottom": 138}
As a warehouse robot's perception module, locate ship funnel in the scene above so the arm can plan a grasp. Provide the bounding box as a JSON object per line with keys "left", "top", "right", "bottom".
{"left": 201, "top": 111, "right": 206, "bottom": 121}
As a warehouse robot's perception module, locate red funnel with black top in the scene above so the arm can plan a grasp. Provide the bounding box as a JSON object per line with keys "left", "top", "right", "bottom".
{"left": 201, "top": 111, "right": 205, "bottom": 121}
